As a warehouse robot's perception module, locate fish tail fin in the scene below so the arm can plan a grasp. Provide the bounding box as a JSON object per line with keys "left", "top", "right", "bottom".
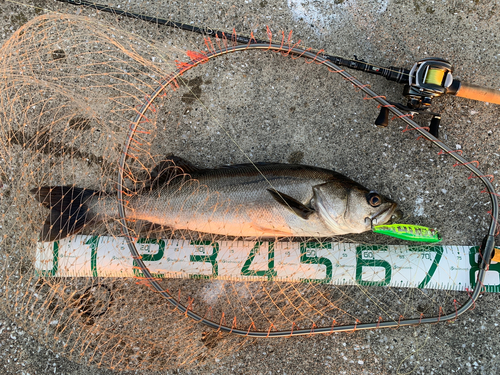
{"left": 31, "top": 186, "right": 100, "bottom": 241}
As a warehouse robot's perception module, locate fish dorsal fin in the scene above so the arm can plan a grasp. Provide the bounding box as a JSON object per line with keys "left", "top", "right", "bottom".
{"left": 267, "top": 188, "right": 315, "bottom": 220}
{"left": 149, "top": 155, "right": 201, "bottom": 187}
{"left": 162, "top": 154, "right": 200, "bottom": 174}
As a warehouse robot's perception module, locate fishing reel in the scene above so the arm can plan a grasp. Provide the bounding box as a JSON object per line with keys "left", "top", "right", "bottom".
{"left": 403, "top": 57, "right": 455, "bottom": 109}
{"left": 375, "top": 58, "right": 455, "bottom": 137}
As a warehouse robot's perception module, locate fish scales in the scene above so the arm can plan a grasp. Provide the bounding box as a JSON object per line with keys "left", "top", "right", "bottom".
{"left": 128, "top": 164, "right": 337, "bottom": 237}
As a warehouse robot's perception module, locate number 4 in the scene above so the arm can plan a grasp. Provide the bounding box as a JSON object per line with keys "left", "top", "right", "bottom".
{"left": 241, "top": 242, "right": 277, "bottom": 280}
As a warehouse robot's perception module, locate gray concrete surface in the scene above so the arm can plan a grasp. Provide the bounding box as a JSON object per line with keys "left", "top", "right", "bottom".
{"left": 1, "top": 0, "right": 500, "bottom": 374}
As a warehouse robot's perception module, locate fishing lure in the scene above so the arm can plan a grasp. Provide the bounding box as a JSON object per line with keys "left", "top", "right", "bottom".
{"left": 373, "top": 224, "right": 441, "bottom": 243}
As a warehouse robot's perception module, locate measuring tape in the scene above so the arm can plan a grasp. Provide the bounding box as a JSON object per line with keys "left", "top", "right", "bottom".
{"left": 34, "top": 235, "right": 500, "bottom": 292}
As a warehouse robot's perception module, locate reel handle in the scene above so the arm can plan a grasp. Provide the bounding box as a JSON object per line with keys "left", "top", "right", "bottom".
{"left": 450, "top": 81, "right": 500, "bottom": 105}
{"left": 375, "top": 107, "right": 390, "bottom": 127}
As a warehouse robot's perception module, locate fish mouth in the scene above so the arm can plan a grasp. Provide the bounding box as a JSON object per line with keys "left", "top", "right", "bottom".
{"left": 369, "top": 204, "right": 403, "bottom": 227}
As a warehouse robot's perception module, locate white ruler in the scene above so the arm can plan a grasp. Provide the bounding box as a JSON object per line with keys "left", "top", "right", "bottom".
{"left": 34, "top": 235, "right": 500, "bottom": 292}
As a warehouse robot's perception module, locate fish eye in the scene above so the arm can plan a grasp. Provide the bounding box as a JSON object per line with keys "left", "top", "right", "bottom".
{"left": 366, "top": 192, "right": 381, "bottom": 207}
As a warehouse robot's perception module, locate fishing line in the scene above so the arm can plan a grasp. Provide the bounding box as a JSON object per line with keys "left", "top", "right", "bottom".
{"left": 172, "top": 75, "right": 302, "bottom": 216}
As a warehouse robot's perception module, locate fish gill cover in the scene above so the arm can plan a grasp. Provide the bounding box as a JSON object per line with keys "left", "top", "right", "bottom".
{"left": 0, "top": 7, "right": 494, "bottom": 372}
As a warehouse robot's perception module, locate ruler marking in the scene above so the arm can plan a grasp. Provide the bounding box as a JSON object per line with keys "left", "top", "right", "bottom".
{"left": 33, "top": 235, "right": 496, "bottom": 291}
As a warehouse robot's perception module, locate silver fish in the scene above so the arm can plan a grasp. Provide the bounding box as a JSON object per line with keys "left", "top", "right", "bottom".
{"left": 32, "top": 156, "right": 402, "bottom": 241}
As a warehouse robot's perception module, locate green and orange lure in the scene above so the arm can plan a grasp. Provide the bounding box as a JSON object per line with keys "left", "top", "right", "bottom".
{"left": 373, "top": 224, "right": 442, "bottom": 243}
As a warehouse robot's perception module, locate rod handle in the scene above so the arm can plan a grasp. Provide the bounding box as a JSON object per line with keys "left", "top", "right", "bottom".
{"left": 450, "top": 81, "right": 500, "bottom": 104}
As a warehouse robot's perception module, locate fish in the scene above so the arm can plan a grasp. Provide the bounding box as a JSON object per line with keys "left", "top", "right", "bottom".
{"left": 31, "top": 155, "right": 402, "bottom": 241}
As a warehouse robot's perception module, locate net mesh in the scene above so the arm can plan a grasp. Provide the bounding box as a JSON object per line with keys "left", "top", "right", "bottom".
{"left": 0, "top": 11, "right": 492, "bottom": 371}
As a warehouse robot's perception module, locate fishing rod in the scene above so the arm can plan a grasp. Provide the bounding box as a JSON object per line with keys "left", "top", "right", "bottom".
{"left": 57, "top": 0, "right": 500, "bottom": 136}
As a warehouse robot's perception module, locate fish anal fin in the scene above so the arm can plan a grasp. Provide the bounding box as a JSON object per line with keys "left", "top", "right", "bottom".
{"left": 248, "top": 222, "right": 293, "bottom": 237}
{"left": 267, "top": 188, "right": 315, "bottom": 220}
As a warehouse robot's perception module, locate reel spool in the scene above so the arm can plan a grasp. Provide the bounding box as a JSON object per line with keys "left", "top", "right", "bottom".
{"left": 403, "top": 57, "right": 454, "bottom": 109}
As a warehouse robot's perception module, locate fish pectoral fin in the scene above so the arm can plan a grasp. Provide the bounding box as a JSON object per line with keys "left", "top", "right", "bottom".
{"left": 267, "top": 189, "right": 315, "bottom": 220}
{"left": 149, "top": 155, "right": 201, "bottom": 187}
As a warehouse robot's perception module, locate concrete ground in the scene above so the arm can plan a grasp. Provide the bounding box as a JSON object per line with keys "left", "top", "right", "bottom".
{"left": 1, "top": 0, "right": 500, "bottom": 374}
